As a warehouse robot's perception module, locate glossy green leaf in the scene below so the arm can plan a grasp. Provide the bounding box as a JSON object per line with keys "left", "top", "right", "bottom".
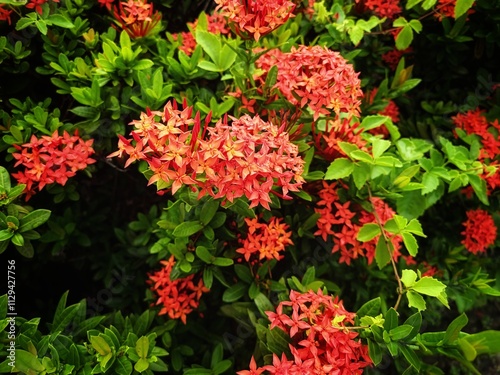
{"left": 325, "top": 158, "right": 354, "bottom": 180}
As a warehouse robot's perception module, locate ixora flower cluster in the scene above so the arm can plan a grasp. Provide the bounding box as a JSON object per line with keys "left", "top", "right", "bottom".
{"left": 461, "top": 209, "right": 497, "bottom": 255}
{"left": 314, "top": 182, "right": 402, "bottom": 265}
{"left": 214, "top": 0, "right": 296, "bottom": 41}
{"left": 236, "top": 217, "right": 293, "bottom": 262}
{"left": 109, "top": 101, "right": 305, "bottom": 210}
{"left": 238, "top": 290, "right": 372, "bottom": 375}
{"left": 12, "top": 131, "right": 95, "bottom": 200}
{"left": 256, "top": 45, "right": 363, "bottom": 120}
{"left": 148, "top": 255, "right": 209, "bottom": 324}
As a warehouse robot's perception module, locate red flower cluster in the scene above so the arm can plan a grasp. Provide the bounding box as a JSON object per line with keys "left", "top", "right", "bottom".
{"left": 452, "top": 108, "right": 500, "bottom": 194}
{"left": 357, "top": 0, "right": 401, "bottom": 19}
{"left": 104, "top": 0, "right": 161, "bottom": 38}
{"left": 0, "top": 5, "right": 13, "bottom": 24}
{"left": 172, "top": 13, "right": 230, "bottom": 56}
{"left": 238, "top": 289, "right": 371, "bottom": 375}
{"left": 214, "top": 0, "right": 296, "bottom": 41}
{"left": 236, "top": 217, "right": 293, "bottom": 262}
{"left": 256, "top": 45, "right": 363, "bottom": 120}
{"left": 12, "top": 131, "right": 95, "bottom": 200}
{"left": 314, "top": 182, "right": 402, "bottom": 265}
{"left": 148, "top": 255, "right": 209, "bottom": 323}
{"left": 461, "top": 209, "right": 497, "bottom": 255}
{"left": 109, "top": 101, "right": 305, "bottom": 210}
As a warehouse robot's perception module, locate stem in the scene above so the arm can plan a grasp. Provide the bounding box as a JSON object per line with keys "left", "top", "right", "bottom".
{"left": 367, "top": 186, "right": 404, "bottom": 311}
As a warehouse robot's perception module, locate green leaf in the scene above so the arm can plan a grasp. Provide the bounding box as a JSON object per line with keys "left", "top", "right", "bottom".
{"left": 48, "top": 14, "right": 74, "bottom": 28}
{"left": 360, "top": 115, "right": 390, "bottom": 131}
{"left": 406, "top": 290, "right": 426, "bottom": 311}
{"left": 468, "top": 174, "right": 488, "bottom": 205}
{"left": 375, "top": 236, "right": 391, "bottom": 269}
{"left": 390, "top": 325, "right": 414, "bottom": 341}
{"left": 357, "top": 223, "right": 381, "bottom": 242}
{"left": 411, "top": 277, "right": 446, "bottom": 297}
{"left": 457, "top": 337, "right": 477, "bottom": 361}
{"left": 134, "top": 358, "right": 149, "bottom": 373}
{"left": 0, "top": 167, "right": 11, "bottom": 190}
{"left": 454, "top": 0, "right": 475, "bottom": 19}
{"left": 196, "top": 30, "right": 221, "bottom": 65}
{"left": 443, "top": 313, "right": 468, "bottom": 344}
{"left": 372, "top": 138, "right": 391, "bottom": 158}
{"left": 52, "top": 304, "right": 79, "bottom": 333}
{"left": 401, "top": 269, "right": 418, "bottom": 288}
{"left": 368, "top": 339, "right": 382, "bottom": 365}
{"left": 90, "top": 335, "right": 111, "bottom": 356}
{"left": 325, "top": 158, "right": 354, "bottom": 180}
{"left": 19, "top": 209, "right": 51, "bottom": 232}
{"left": 196, "top": 246, "right": 213, "bottom": 264}
{"left": 172, "top": 221, "right": 203, "bottom": 237}
{"left": 136, "top": 336, "right": 149, "bottom": 359}
{"left": 402, "top": 232, "right": 418, "bottom": 256}
{"left": 395, "top": 26, "right": 413, "bottom": 50}
{"left": 212, "top": 257, "right": 233, "bottom": 267}
{"left": 356, "top": 297, "right": 381, "bottom": 319}
{"left": 222, "top": 283, "right": 247, "bottom": 303}
{"left": 15, "top": 350, "right": 45, "bottom": 372}
{"left": 200, "top": 198, "right": 220, "bottom": 226}
{"left": 462, "top": 330, "right": 500, "bottom": 355}
{"left": 399, "top": 344, "right": 422, "bottom": 371}
{"left": 115, "top": 357, "right": 133, "bottom": 375}
{"left": 403, "top": 312, "right": 422, "bottom": 340}
{"left": 254, "top": 293, "right": 274, "bottom": 315}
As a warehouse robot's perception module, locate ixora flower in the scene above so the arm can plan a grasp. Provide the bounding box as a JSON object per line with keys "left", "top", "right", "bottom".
{"left": 106, "top": 0, "right": 162, "bottom": 38}
{"left": 148, "top": 255, "right": 209, "bottom": 323}
{"left": 314, "top": 182, "right": 402, "bottom": 265}
{"left": 214, "top": 0, "right": 296, "bottom": 41}
{"left": 11, "top": 130, "right": 95, "bottom": 200}
{"left": 238, "top": 289, "right": 372, "bottom": 374}
{"left": 461, "top": 209, "right": 497, "bottom": 255}
{"left": 256, "top": 45, "right": 363, "bottom": 120}
{"left": 236, "top": 217, "right": 293, "bottom": 262}
{"left": 356, "top": 0, "right": 401, "bottom": 19}
{"left": 108, "top": 100, "right": 305, "bottom": 210}
{"left": 0, "top": 5, "right": 13, "bottom": 24}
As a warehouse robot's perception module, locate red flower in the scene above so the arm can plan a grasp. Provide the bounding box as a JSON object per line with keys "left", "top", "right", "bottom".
{"left": 238, "top": 290, "right": 371, "bottom": 374}
{"left": 256, "top": 45, "right": 363, "bottom": 120}
{"left": 109, "top": 100, "right": 305, "bottom": 210}
{"left": 236, "top": 217, "right": 293, "bottom": 262}
{"left": 148, "top": 255, "right": 209, "bottom": 323}
{"left": 11, "top": 130, "right": 95, "bottom": 200}
{"left": 461, "top": 209, "right": 497, "bottom": 255}
{"left": 111, "top": 0, "right": 161, "bottom": 38}
{"left": 215, "top": 0, "right": 296, "bottom": 41}
{"left": 357, "top": 0, "right": 401, "bottom": 19}
{"left": 0, "top": 5, "right": 13, "bottom": 24}
{"left": 26, "top": 0, "right": 59, "bottom": 15}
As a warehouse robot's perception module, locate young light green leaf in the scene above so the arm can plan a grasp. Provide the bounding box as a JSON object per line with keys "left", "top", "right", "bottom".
{"left": 406, "top": 290, "right": 426, "bottom": 311}
{"left": 402, "top": 232, "right": 418, "bottom": 256}
{"left": 375, "top": 236, "right": 391, "bottom": 269}
{"left": 401, "top": 269, "right": 418, "bottom": 288}
{"left": 454, "top": 0, "right": 475, "bottom": 19}
{"left": 325, "top": 158, "right": 354, "bottom": 180}
{"left": 411, "top": 277, "right": 446, "bottom": 297}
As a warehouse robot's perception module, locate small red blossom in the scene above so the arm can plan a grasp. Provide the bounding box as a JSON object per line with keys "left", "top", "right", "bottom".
{"left": 357, "top": 0, "right": 401, "bottom": 19}
{"left": 11, "top": 130, "right": 95, "bottom": 200}
{"left": 256, "top": 45, "right": 363, "bottom": 120}
{"left": 215, "top": 0, "right": 296, "bottom": 41}
{"left": 0, "top": 5, "right": 13, "bottom": 24}
{"left": 148, "top": 255, "right": 209, "bottom": 323}
{"left": 26, "top": 0, "right": 59, "bottom": 15}
{"left": 111, "top": 0, "right": 161, "bottom": 38}
{"left": 108, "top": 100, "right": 305, "bottom": 210}
{"left": 381, "top": 48, "right": 412, "bottom": 71}
{"left": 461, "top": 209, "right": 497, "bottom": 255}
{"left": 368, "top": 88, "right": 400, "bottom": 123}
{"left": 314, "top": 183, "right": 402, "bottom": 265}
{"left": 236, "top": 217, "right": 293, "bottom": 262}
{"left": 239, "top": 290, "right": 371, "bottom": 374}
